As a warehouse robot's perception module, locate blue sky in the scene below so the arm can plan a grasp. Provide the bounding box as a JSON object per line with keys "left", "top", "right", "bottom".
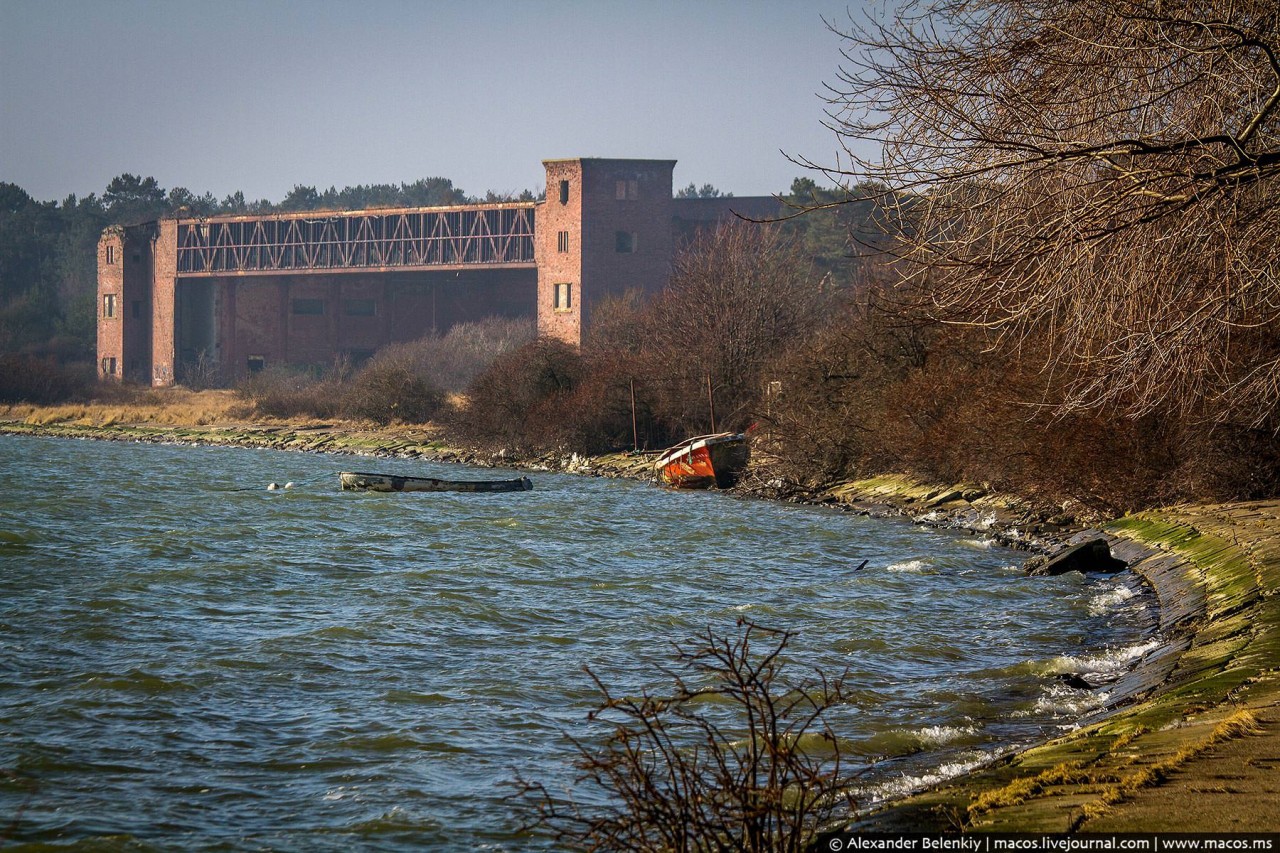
{"left": 1, "top": 0, "right": 872, "bottom": 204}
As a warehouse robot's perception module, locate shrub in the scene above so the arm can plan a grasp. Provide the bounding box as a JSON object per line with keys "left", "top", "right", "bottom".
{"left": 0, "top": 355, "right": 93, "bottom": 404}
{"left": 340, "top": 358, "right": 444, "bottom": 425}
{"left": 452, "top": 338, "right": 584, "bottom": 448}
{"left": 640, "top": 221, "right": 827, "bottom": 437}
{"left": 236, "top": 366, "right": 341, "bottom": 420}
{"left": 520, "top": 619, "right": 857, "bottom": 851}
{"left": 376, "top": 315, "right": 535, "bottom": 392}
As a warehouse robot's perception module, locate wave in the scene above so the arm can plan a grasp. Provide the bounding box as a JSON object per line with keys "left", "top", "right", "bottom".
{"left": 853, "top": 721, "right": 983, "bottom": 758}
{"left": 1044, "top": 637, "right": 1161, "bottom": 680}
{"left": 1087, "top": 582, "right": 1144, "bottom": 616}
{"left": 864, "top": 750, "right": 994, "bottom": 803}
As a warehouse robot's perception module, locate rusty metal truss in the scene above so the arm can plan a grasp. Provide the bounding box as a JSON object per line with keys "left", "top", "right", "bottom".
{"left": 176, "top": 205, "right": 537, "bottom": 276}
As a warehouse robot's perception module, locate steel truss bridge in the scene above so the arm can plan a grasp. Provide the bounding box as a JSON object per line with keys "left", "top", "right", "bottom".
{"left": 175, "top": 203, "right": 537, "bottom": 276}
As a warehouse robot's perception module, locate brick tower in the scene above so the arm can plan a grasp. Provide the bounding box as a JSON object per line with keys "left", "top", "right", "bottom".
{"left": 536, "top": 158, "right": 675, "bottom": 344}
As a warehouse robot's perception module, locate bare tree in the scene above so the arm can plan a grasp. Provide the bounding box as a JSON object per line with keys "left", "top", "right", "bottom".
{"left": 805, "top": 0, "right": 1280, "bottom": 426}
{"left": 644, "top": 222, "right": 826, "bottom": 434}
{"left": 520, "top": 619, "right": 857, "bottom": 852}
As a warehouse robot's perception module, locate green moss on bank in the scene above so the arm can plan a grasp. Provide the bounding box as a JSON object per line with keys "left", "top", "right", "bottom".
{"left": 856, "top": 501, "right": 1280, "bottom": 832}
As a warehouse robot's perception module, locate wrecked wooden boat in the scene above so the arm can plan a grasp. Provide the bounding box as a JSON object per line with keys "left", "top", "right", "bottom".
{"left": 654, "top": 432, "right": 749, "bottom": 489}
{"left": 339, "top": 472, "right": 533, "bottom": 493}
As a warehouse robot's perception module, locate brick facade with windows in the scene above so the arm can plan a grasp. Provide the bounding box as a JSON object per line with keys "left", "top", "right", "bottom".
{"left": 97, "top": 157, "right": 780, "bottom": 386}
{"left": 96, "top": 224, "right": 155, "bottom": 382}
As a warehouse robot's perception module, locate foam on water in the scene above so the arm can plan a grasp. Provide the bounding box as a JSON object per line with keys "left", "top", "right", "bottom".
{"left": 865, "top": 751, "right": 994, "bottom": 803}
{"left": 1088, "top": 582, "right": 1139, "bottom": 616}
{"left": 886, "top": 558, "right": 932, "bottom": 573}
{"left": 1045, "top": 637, "right": 1161, "bottom": 679}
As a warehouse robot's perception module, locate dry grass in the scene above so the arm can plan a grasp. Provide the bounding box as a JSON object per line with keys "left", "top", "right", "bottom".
{"left": 3, "top": 388, "right": 249, "bottom": 429}
{"left": 1075, "top": 709, "right": 1261, "bottom": 824}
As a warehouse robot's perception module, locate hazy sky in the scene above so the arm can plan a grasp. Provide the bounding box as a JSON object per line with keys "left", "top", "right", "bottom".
{"left": 1, "top": 0, "right": 870, "bottom": 205}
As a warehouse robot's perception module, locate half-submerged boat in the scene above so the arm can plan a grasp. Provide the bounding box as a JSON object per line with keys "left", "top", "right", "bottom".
{"left": 339, "top": 472, "right": 533, "bottom": 493}
{"left": 654, "top": 432, "right": 749, "bottom": 489}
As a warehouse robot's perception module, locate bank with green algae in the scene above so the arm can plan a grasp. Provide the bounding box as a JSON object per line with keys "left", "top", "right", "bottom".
{"left": 843, "top": 500, "right": 1280, "bottom": 833}
{"left": 3, "top": 417, "right": 1279, "bottom": 831}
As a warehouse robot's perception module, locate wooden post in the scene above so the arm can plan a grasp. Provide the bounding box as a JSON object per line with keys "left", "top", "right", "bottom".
{"left": 706, "top": 373, "right": 717, "bottom": 434}
{"left": 630, "top": 378, "right": 639, "bottom": 452}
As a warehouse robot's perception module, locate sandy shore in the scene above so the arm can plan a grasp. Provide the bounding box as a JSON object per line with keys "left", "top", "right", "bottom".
{"left": 3, "top": 400, "right": 1277, "bottom": 832}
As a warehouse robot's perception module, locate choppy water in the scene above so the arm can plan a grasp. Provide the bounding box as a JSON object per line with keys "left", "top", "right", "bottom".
{"left": 0, "top": 435, "right": 1156, "bottom": 849}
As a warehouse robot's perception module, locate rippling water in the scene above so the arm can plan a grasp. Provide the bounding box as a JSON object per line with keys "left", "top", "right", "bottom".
{"left": 0, "top": 435, "right": 1156, "bottom": 849}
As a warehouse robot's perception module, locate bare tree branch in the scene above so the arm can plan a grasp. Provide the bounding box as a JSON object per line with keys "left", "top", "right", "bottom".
{"left": 803, "top": 0, "right": 1280, "bottom": 425}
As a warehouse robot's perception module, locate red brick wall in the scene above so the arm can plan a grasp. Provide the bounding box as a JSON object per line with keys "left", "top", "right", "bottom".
{"left": 152, "top": 220, "right": 178, "bottom": 386}
{"left": 537, "top": 160, "right": 585, "bottom": 343}
{"left": 96, "top": 230, "right": 125, "bottom": 380}
{"left": 96, "top": 225, "right": 156, "bottom": 383}
{"left": 536, "top": 158, "right": 675, "bottom": 344}
{"left": 103, "top": 159, "right": 710, "bottom": 386}
{"left": 122, "top": 228, "right": 154, "bottom": 382}
{"left": 579, "top": 159, "right": 675, "bottom": 331}
{"left": 208, "top": 269, "right": 536, "bottom": 381}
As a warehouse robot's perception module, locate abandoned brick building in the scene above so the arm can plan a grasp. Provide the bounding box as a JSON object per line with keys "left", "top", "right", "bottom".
{"left": 96, "top": 157, "right": 781, "bottom": 387}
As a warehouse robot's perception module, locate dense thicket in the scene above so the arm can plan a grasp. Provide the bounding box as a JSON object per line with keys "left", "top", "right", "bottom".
{"left": 450, "top": 195, "right": 1279, "bottom": 513}
{"left": 812, "top": 0, "right": 1280, "bottom": 429}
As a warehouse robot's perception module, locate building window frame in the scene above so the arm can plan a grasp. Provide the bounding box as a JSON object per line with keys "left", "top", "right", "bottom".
{"left": 101, "top": 356, "right": 117, "bottom": 376}
{"left": 615, "top": 231, "right": 637, "bottom": 254}
{"left": 554, "top": 282, "right": 573, "bottom": 312}
{"left": 559, "top": 180, "right": 570, "bottom": 205}
{"left": 102, "top": 293, "right": 117, "bottom": 318}
{"left": 557, "top": 230, "right": 569, "bottom": 253}
{"left": 105, "top": 245, "right": 115, "bottom": 265}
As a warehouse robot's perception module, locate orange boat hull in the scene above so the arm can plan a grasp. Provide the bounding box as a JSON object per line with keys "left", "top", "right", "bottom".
{"left": 656, "top": 433, "right": 749, "bottom": 489}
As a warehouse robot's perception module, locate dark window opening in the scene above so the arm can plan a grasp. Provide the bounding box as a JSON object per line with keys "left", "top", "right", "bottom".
{"left": 557, "top": 230, "right": 569, "bottom": 252}
{"left": 559, "top": 180, "right": 570, "bottom": 205}
{"left": 102, "top": 293, "right": 117, "bottom": 318}
{"left": 344, "top": 298, "right": 376, "bottom": 316}
{"left": 106, "top": 245, "right": 115, "bottom": 264}
{"left": 247, "top": 356, "right": 265, "bottom": 374}
{"left": 615, "top": 231, "right": 636, "bottom": 253}
{"left": 292, "top": 298, "right": 325, "bottom": 316}
{"left": 101, "top": 356, "right": 116, "bottom": 376}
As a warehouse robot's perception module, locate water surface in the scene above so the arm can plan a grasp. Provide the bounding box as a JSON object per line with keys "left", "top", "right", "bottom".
{"left": 0, "top": 435, "right": 1156, "bottom": 849}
